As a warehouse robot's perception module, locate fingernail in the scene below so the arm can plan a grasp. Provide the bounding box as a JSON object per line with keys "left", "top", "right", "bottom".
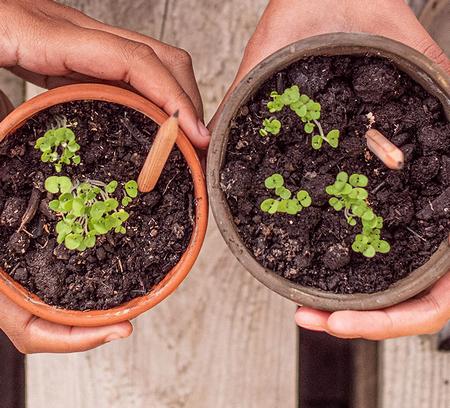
{"left": 299, "top": 324, "right": 327, "bottom": 332}
{"left": 104, "top": 333, "right": 126, "bottom": 343}
{"left": 197, "top": 120, "right": 210, "bottom": 139}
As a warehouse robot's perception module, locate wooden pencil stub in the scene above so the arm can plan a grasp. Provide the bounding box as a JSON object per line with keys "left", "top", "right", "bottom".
{"left": 137, "top": 111, "right": 179, "bottom": 193}
{"left": 365, "top": 128, "right": 405, "bottom": 170}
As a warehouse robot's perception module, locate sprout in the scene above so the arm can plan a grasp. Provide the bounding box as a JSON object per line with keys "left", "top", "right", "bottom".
{"left": 45, "top": 177, "right": 138, "bottom": 252}
{"left": 260, "top": 85, "right": 340, "bottom": 150}
{"left": 260, "top": 173, "right": 312, "bottom": 216}
{"left": 264, "top": 173, "right": 284, "bottom": 189}
{"left": 35, "top": 127, "right": 81, "bottom": 172}
{"left": 259, "top": 117, "right": 282, "bottom": 137}
{"left": 326, "top": 171, "right": 390, "bottom": 258}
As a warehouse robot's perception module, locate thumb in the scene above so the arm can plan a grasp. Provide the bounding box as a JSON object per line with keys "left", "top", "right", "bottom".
{"left": 0, "top": 293, "right": 133, "bottom": 353}
{"left": 22, "top": 319, "right": 133, "bottom": 353}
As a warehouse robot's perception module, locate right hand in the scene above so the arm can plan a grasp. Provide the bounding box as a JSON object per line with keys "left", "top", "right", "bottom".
{"left": 0, "top": 0, "right": 209, "bottom": 148}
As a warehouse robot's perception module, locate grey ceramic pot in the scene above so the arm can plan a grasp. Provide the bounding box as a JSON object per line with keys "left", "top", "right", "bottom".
{"left": 208, "top": 33, "right": 450, "bottom": 311}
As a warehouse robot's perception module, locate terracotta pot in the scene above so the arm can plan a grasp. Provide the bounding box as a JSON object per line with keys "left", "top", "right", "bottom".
{"left": 208, "top": 33, "right": 450, "bottom": 311}
{"left": 0, "top": 83, "right": 208, "bottom": 326}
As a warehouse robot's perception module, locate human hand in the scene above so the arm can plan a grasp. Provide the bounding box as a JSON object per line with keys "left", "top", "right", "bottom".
{"left": 0, "top": 292, "right": 132, "bottom": 353}
{"left": 0, "top": 0, "right": 209, "bottom": 148}
{"left": 229, "top": 0, "right": 449, "bottom": 93}
{"left": 209, "top": 0, "right": 449, "bottom": 130}
{"left": 213, "top": 0, "right": 450, "bottom": 340}
{"left": 295, "top": 271, "right": 450, "bottom": 340}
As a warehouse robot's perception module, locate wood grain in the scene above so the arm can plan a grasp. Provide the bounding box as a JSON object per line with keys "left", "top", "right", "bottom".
{"left": 380, "top": 334, "right": 450, "bottom": 407}
{"left": 26, "top": 1, "right": 297, "bottom": 408}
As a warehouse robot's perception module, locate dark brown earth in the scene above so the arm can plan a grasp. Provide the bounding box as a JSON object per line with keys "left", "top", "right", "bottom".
{"left": 0, "top": 101, "right": 194, "bottom": 310}
{"left": 221, "top": 55, "right": 449, "bottom": 294}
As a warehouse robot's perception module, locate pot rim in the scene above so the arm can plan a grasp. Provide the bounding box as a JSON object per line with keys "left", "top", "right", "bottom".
{"left": 208, "top": 33, "right": 450, "bottom": 311}
{"left": 0, "top": 83, "right": 208, "bottom": 326}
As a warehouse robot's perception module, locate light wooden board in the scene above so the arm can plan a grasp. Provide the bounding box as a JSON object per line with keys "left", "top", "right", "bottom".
{"left": 25, "top": 1, "right": 297, "bottom": 408}
{"left": 380, "top": 335, "right": 450, "bottom": 407}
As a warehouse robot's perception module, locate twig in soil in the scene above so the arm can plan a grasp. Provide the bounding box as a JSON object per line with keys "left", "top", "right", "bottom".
{"left": 116, "top": 258, "right": 124, "bottom": 273}
{"left": 10, "top": 263, "right": 21, "bottom": 275}
{"left": 406, "top": 226, "right": 427, "bottom": 242}
{"left": 120, "top": 115, "right": 148, "bottom": 146}
{"left": 365, "top": 129, "right": 404, "bottom": 170}
{"left": 17, "top": 187, "right": 41, "bottom": 233}
{"left": 163, "top": 173, "right": 177, "bottom": 195}
{"left": 371, "top": 180, "right": 387, "bottom": 194}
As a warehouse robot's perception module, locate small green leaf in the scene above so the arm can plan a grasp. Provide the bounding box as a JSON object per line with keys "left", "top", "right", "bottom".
{"left": 122, "top": 197, "right": 132, "bottom": 207}
{"left": 58, "top": 176, "right": 73, "bottom": 194}
{"left": 90, "top": 202, "right": 106, "bottom": 220}
{"left": 275, "top": 186, "right": 291, "bottom": 200}
{"left": 297, "top": 190, "right": 311, "bottom": 207}
{"left": 363, "top": 245, "right": 376, "bottom": 258}
{"left": 72, "top": 155, "right": 81, "bottom": 165}
{"left": 349, "top": 188, "right": 368, "bottom": 200}
{"left": 304, "top": 122, "right": 315, "bottom": 134}
{"left": 268, "top": 200, "right": 279, "bottom": 214}
{"left": 286, "top": 199, "right": 302, "bottom": 215}
{"left": 71, "top": 198, "right": 85, "bottom": 217}
{"left": 311, "top": 135, "right": 323, "bottom": 150}
{"left": 65, "top": 233, "right": 82, "bottom": 250}
{"left": 336, "top": 172, "right": 348, "bottom": 183}
{"left": 349, "top": 174, "right": 368, "bottom": 187}
{"left": 45, "top": 176, "right": 60, "bottom": 194}
{"left": 259, "top": 198, "right": 275, "bottom": 212}
{"left": 49, "top": 200, "right": 60, "bottom": 211}
{"left": 125, "top": 180, "right": 138, "bottom": 198}
{"left": 375, "top": 240, "right": 391, "bottom": 254}
{"left": 265, "top": 173, "right": 284, "bottom": 189}
{"left": 106, "top": 181, "right": 118, "bottom": 194}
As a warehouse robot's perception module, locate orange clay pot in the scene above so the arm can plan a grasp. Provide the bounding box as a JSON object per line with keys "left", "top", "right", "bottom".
{"left": 0, "top": 84, "right": 208, "bottom": 327}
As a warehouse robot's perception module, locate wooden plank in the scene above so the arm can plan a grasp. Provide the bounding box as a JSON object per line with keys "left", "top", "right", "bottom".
{"left": 351, "top": 340, "right": 378, "bottom": 408}
{"left": 380, "top": 335, "right": 450, "bottom": 407}
{"left": 0, "top": 69, "right": 24, "bottom": 108}
{"left": 0, "top": 67, "right": 25, "bottom": 408}
{"left": 26, "top": 1, "right": 297, "bottom": 408}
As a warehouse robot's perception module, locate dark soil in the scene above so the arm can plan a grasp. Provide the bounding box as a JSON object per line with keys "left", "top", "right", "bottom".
{"left": 0, "top": 101, "right": 194, "bottom": 310}
{"left": 221, "top": 55, "right": 449, "bottom": 294}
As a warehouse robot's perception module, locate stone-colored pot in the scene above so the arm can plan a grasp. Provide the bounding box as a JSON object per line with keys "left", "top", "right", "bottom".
{"left": 208, "top": 33, "right": 450, "bottom": 311}
{"left": 0, "top": 83, "right": 208, "bottom": 326}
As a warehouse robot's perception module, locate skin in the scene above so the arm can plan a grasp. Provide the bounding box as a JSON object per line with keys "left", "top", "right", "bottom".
{"left": 211, "top": 0, "right": 450, "bottom": 340}
{"left": 0, "top": 0, "right": 209, "bottom": 353}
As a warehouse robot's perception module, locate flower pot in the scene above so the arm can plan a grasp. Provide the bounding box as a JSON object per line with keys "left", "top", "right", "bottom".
{"left": 208, "top": 33, "right": 450, "bottom": 311}
{"left": 0, "top": 83, "right": 208, "bottom": 326}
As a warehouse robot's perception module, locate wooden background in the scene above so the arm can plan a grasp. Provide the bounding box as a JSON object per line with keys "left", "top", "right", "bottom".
{"left": 0, "top": 0, "right": 448, "bottom": 407}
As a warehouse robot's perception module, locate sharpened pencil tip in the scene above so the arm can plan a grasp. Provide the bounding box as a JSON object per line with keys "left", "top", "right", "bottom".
{"left": 173, "top": 110, "right": 179, "bottom": 118}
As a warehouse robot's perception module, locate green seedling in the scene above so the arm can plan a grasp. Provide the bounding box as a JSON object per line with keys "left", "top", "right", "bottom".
{"left": 45, "top": 176, "right": 138, "bottom": 251}
{"left": 260, "top": 173, "right": 312, "bottom": 215}
{"left": 35, "top": 127, "right": 81, "bottom": 172}
{"left": 261, "top": 85, "right": 340, "bottom": 149}
{"left": 326, "top": 171, "right": 390, "bottom": 258}
{"left": 259, "top": 117, "right": 282, "bottom": 137}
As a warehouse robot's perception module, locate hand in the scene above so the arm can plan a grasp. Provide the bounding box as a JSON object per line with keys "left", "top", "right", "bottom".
{"left": 0, "top": 292, "right": 132, "bottom": 353}
{"left": 0, "top": 0, "right": 209, "bottom": 148}
{"left": 214, "top": 0, "right": 450, "bottom": 340}
{"left": 209, "top": 0, "right": 449, "bottom": 130}
{"left": 295, "top": 272, "right": 450, "bottom": 340}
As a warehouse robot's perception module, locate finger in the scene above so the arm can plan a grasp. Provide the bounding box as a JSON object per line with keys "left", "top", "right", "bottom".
{"left": 22, "top": 319, "right": 133, "bottom": 354}
{"left": 0, "top": 293, "right": 132, "bottom": 353}
{"left": 8, "top": 66, "right": 135, "bottom": 91}
{"left": 295, "top": 307, "right": 330, "bottom": 332}
{"left": 8, "top": 22, "right": 207, "bottom": 148}
{"left": 35, "top": 2, "right": 205, "bottom": 130}
{"left": 326, "top": 273, "right": 450, "bottom": 340}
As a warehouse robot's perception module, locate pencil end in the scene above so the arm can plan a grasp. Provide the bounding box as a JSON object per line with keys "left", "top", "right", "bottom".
{"left": 172, "top": 110, "right": 179, "bottom": 119}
